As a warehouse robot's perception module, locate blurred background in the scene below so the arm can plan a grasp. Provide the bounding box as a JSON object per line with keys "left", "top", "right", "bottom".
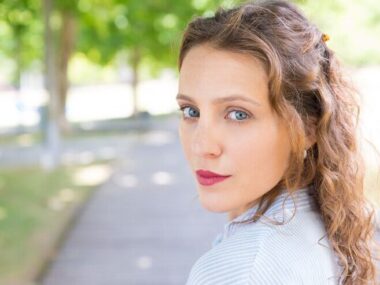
{"left": 0, "top": 0, "right": 379, "bottom": 284}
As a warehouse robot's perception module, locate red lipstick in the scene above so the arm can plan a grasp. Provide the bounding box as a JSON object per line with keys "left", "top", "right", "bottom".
{"left": 195, "top": 170, "right": 231, "bottom": 186}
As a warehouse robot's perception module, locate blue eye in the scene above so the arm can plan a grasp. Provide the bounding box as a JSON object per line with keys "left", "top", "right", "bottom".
{"left": 179, "top": 106, "right": 199, "bottom": 119}
{"left": 178, "top": 105, "right": 251, "bottom": 124}
{"left": 227, "top": 110, "right": 249, "bottom": 121}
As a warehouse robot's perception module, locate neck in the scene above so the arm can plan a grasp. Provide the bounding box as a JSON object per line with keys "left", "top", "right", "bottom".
{"left": 228, "top": 210, "right": 240, "bottom": 221}
{"left": 227, "top": 184, "right": 311, "bottom": 222}
{"left": 228, "top": 199, "right": 259, "bottom": 222}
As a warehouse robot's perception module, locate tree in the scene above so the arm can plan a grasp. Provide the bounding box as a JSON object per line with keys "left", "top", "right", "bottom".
{"left": 75, "top": 0, "right": 227, "bottom": 116}
{"left": 0, "top": 0, "right": 42, "bottom": 89}
{"left": 42, "top": 0, "right": 61, "bottom": 169}
{"left": 55, "top": 0, "right": 77, "bottom": 132}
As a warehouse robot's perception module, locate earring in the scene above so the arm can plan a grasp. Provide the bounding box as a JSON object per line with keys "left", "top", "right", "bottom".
{"left": 303, "top": 149, "right": 307, "bottom": 159}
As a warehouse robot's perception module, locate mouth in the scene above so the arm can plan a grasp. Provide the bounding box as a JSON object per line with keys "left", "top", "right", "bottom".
{"left": 195, "top": 169, "right": 231, "bottom": 186}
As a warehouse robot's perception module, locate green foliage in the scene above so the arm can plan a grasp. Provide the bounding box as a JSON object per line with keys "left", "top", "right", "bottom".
{"left": 0, "top": 0, "right": 43, "bottom": 86}
{"left": 295, "top": 0, "right": 380, "bottom": 66}
{"left": 0, "top": 0, "right": 379, "bottom": 85}
{"left": 73, "top": 0, "right": 380, "bottom": 74}
{"left": 74, "top": 0, "right": 247, "bottom": 75}
{"left": 76, "top": 0, "right": 185, "bottom": 68}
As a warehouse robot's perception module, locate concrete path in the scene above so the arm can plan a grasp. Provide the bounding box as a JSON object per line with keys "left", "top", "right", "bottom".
{"left": 39, "top": 116, "right": 226, "bottom": 285}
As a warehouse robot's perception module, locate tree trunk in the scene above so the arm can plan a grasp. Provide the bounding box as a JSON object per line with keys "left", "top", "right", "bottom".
{"left": 43, "top": 0, "right": 61, "bottom": 170}
{"left": 130, "top": 47, "right": 141, "bottom": 117}
{"left": 57, "top": 9, "right": 75, "bottom": 134}
{"left": 14, "top": 34, "right": 21, "bottom": 91}
{"left": 14, "top": 34, "right": 24, "bottom": 133}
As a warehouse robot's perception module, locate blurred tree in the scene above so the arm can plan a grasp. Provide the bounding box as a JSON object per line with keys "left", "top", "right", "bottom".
{"left": 0, "top": 0, "right": 76, "bottom": 135}
{"left": 0, "top": 0, "right": 42, "bottom": 89}
{"left": 43, "top": 0, "right": 61, "bottom": 169}
{"left": 75, "top": 0, "right": 237, "bottom": 116}
{"left": 55, "top": 0, "right": 77, "bottom": 133}
{"left": 294, "top": 0, "right": 380, "bottom": 65}
{"left": 75, "top": 0, "right": 191, "bottom": 116}
{"left": 1, "top": 0, "right": 379, "bottom": 134}
{"left": 1, "top": 0, "right": 230, "bottom": 129}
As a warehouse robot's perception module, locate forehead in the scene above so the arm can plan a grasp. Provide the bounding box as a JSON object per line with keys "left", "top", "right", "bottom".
{"left": 179, "top": 44, "right": 269, "bottom": 104}
{"left": 180, "top": 44, "right": 267, "bottom": 77}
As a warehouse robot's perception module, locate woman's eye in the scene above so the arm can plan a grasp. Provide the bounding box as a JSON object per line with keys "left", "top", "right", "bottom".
{"left": 179, "top": 106, "right": 199, "bottom": 118}
{"left": 227, "top": 110, "right": 249, "bottom": 121}
{"left": 178, "top": 106, "right": 251, "bottom": 123}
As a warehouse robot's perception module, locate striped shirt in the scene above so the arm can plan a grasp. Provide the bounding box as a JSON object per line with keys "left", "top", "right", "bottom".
{"left": 186, "top": 186, "right": 343, "bottom": 284}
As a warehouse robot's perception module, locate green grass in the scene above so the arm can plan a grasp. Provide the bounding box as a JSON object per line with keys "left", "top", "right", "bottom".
{"left": 0, "top": 165, "right": 96, "bottom": 283}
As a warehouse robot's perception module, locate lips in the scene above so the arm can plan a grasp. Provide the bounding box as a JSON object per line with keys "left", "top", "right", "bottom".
{"left": 195, "top": 170, "right": 231, "bottom": 186}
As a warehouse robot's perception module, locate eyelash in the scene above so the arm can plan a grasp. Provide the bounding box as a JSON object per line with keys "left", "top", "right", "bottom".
{"left": 177, "top": 105, "right": 252, "bottom": 124}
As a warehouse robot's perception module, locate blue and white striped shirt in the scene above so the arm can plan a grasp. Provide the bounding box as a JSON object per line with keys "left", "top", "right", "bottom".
{"left": 186, "top": 186, "right": 342, "bottom": 284}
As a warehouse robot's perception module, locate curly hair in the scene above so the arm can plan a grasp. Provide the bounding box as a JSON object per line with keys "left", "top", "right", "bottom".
{"left": 177, "top": 0, "right": 380, "bottom": 284}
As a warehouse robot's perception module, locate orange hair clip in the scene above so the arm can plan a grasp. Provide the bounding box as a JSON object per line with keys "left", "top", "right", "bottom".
{"left": 322, "top": 33, "right": 330, "bottom": 42}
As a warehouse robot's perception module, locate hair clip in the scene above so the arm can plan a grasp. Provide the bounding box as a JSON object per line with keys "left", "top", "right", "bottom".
{"left": 322, "top": 33, "right": 330, "bottom": 42}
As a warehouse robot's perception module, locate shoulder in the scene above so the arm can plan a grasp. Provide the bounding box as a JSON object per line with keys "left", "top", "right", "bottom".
{"left": 186, "top": 209, "right": 342, "bottom": 285}
{"left": 246, "top": 209, "right": 342, "bottom": 284}
{"left": 186, "top": 224, "right": 274, "bottom": 284}
{"left": 247, "top": 246, "right": 341, "bottom": 285}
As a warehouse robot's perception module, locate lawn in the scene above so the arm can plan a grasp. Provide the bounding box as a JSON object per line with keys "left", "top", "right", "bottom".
{"left": 0, "top": 164, "right": 110, "bottom": 284}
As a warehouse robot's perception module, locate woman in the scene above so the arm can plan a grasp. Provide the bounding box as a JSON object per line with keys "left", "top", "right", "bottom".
{"left": 176, "top": 0, "right": 379, "bottom": 284}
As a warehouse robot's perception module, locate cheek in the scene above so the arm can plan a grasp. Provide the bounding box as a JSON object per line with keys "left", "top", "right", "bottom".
{"left": 231, "top": 122, "right": 291, "bottom": 186}
{"left": 178, "top": 123, "right": 191, "bottom": 160}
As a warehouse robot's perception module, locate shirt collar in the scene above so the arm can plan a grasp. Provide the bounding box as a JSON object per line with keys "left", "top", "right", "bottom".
{"left": 212, "top": 185, "right": 317, "bottom": 247}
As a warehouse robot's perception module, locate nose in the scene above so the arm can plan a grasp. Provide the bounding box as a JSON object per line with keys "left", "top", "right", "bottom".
{"left": 191, "top": 123, "right": 222, "bottom": 158}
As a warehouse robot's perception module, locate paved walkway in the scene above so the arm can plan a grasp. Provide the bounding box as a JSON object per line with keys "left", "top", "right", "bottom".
{"left": 39, "top": 116, "right": 226, "bottom": 285}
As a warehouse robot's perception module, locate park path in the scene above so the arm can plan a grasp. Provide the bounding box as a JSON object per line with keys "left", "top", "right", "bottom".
{"left": 39, "top": 115, "right": 226, "bottom": 285}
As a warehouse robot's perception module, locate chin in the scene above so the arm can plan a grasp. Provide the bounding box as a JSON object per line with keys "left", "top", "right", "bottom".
{"left": 201, "top": 203, "right": 229, "bottom": 213}
{"left": 198, "top": 190, "right": 233, "bottom": 213}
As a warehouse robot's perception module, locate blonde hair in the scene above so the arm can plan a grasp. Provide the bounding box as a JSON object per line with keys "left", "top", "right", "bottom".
{"left": 178, "top": 0, "right": 380, "bottom": 284}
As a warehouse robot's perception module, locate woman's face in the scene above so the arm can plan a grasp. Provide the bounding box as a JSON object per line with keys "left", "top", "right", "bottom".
{"left": 177, "top": 44, "right": 292, "bottom": 218}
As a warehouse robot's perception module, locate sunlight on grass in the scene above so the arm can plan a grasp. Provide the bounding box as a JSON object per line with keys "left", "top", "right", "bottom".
{"left": 72, "top": 164, "right": 112, "bottom": 186}
{"left": 0, "top": 165, "right": 98, "bottom": 283}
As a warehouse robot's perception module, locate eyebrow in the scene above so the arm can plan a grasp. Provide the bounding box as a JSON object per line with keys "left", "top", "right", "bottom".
{"left": 176, "top": 93, "right": 261, "bottom": 107}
